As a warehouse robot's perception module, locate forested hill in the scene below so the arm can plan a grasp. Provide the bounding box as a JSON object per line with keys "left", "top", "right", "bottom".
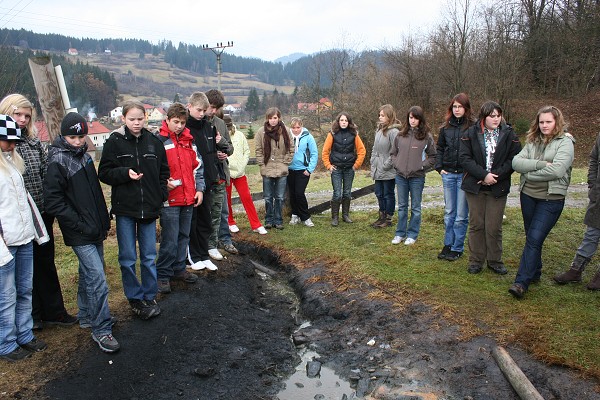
{"left": 0, "top": 28, "right": 319, "bottom": 86}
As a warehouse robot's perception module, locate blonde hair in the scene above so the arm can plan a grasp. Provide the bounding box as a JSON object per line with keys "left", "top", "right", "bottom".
{"left": 0, "top": 94, "right": 36, "bottom": 139}
{"left": 526, "top": 106, "right": 566, "bottom": 144}
{"left": 121, "top": 100, "right": 145, "bottom": 117}
{"left": 290, "top": 117, "right": 303, "bottom": 127}
{"left": 188, "top": 92, "right": 210, "bottom": 109}
{"left": 0, "top": 150, "right": 25, "bottom": 174}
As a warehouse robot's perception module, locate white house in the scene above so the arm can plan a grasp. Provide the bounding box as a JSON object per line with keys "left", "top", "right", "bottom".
{"left": 110, "top": 106, "right": 123, "bottom": 122}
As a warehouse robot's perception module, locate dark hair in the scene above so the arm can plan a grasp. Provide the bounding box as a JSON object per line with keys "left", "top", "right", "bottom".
{"left": 443, "top": 93, "right": 473, "bottom": 129}
{"left": 332, "top": 112, "right": 358, "bottom": 135}
{"left": 400, "top": 106, "right": 430, "bottom": 140}
{"left": 205, "top": 89, "right": 225, "bottom": 109}
{"left": 166, "top": 102, "right": 187, "bottom": 120}
{"left": 477, "top": 101, "right": 503, "bottom": 131}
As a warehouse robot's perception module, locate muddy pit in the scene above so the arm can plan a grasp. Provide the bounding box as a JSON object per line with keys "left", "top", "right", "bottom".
{"left": 37, "top": 243, "right": 599, "bottom": 400}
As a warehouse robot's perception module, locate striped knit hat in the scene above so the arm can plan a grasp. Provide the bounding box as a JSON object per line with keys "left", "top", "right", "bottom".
{"left": 0, "top": 114, "right": 22, "bottom": 141}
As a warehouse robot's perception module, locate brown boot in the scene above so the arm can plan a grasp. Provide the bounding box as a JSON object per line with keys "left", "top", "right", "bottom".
{"left": 587, "top": 268, "right": 600, "bottom": 290}
{"left": 371, "top": 211, "right": 385, "bottom": 228}
{"left": 331, "top": 200, "right": 340, "bottom": 227}
{"left": 341, "top": 198, "right": 353, "bottom": 223}
{"left": 374, "top": 213, "right": 393, "bottom": 228}
{"left": 553, "top": 254, "right": 590, "bottom": 284}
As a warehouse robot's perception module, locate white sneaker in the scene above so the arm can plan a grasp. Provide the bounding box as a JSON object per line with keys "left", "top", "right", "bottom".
{"left": 203, "top": 259, "right": 218, "bottom": 271}
{"left": 190, "top": 260, "right": 206, "bottom": 271}
{"left": 289, "top": 214, "right": 299, "bottom": 225}
{"left": 391, "top": 236, "right": 404, "bottom": 245}
{"left": 404, "top": 238, "right": 416, "bottom": 245}
{"left": 208, "top": 248, "right": 224, "bottom": 260}
{"left": 229, "top": 224, "right": 240, "bottom": 233}
{"left": 304, "top": 218, "right": 314, "bottom": 227}
{"left": 253, "top": 226, "right": 268, "bottom": 235}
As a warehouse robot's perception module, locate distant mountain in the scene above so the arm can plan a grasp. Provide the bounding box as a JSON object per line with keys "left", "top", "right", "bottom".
{"left": 275, "top": 53, "right": 307, "bottom": 65}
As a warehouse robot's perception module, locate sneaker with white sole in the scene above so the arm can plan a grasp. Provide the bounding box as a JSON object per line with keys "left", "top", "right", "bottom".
{"left": 229, "top": 224, "right": 240, "bottom": 233}
{"left": 92, "top": 332, "right": 120, "bottom": 353}
{"left": 203, "top": 259, "right": 218, "bottom": 271}
{"left": 404, "top": 238, "right": 416, "bottom": 245}
{"left": 289, "top": 214, "right": 299, "bottom": 225}
{"left": 391, "top": 236, "right": 405, "bottom": 245}
{"left": 304, "top": 218, "right": 315, "bottom": 227}
{"left": 190, "top": 260, "right": 206, "bottom": 270}
{"left": 208, "top": 248, "right": 224, "bottom": 260}
{"left": 253, "top": 226, "right": 268, "bottom": 235}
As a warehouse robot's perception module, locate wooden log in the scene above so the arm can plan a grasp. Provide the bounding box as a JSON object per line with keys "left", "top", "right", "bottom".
{"left": 491, "top": 346, "right": 545, "bottom": 400}
{"left": 28, "top": 56, "right": 65, "bottom": 143}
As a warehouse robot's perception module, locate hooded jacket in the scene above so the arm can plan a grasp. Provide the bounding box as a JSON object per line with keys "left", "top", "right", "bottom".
{"left": 370, "top": 124, "right": 400, "bottom": 180}
{"left": 435, "top": 116, "right": 473, "bottom": 174}
{"left": 228, "top": 127, "right": 250, "bottom": 179}
{"left": 158, "top": 121, "right": 205, "bottom": 207}
{"left": 44, "top": 136, "right": 110, "bottom": 246}
{"left": 98, "top": 126, "right": 170, "bottom": 220}
{"left": 289, "top": 127, "right": 318, "bottom": 173}
{"left": 391, "top": 129, "right": 437, "bottom": 179}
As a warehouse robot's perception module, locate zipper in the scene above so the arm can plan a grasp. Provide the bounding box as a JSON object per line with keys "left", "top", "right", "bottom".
{"left": 135, "top": 136, "right": 144, "bottom": 219}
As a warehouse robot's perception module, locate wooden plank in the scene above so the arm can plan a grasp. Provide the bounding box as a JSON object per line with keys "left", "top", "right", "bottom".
{"left": 492, "top": 346, "right": 545, "bottom": 400}
{"left": 28, "top": 56, "right": 65, "bottom": 143}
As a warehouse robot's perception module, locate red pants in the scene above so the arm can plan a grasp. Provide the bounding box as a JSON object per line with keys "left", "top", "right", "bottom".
{"left": 227, "top": 175, "right": 263, "bottom": 230}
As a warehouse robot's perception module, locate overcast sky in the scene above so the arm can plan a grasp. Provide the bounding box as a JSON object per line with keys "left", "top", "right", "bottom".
{"left": 0, "top": 0, "right": 445, "bottom": 61}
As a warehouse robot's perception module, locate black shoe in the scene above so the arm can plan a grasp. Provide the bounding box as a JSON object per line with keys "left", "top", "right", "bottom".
{"left": 437, "top": 245, "right": 451, "bottom": 260}
{"left": 129, "top": 299, "right": 156, "bottom": 320}
{"left": 468, "top": 264, "right": 483, "bottom": 274}
{"left": 445, "top": 251, "right": 463, "bottom": 261}
{"left": 508, "top": 283, "right": 526, "bottom": 299}
{"left": 45, "top": 313, "right": 79, "bottom": 327}
{"left": 0, "top": 347, "right": 32, "bottom": 362}
{"left": 264, "top": 223, "right": 273, "bottom": 229}
{"left": 275, "top": 224, "right": 284, "bottom": 230}
{"left": 145, "top": 299, "right": 161, "bottom": 317}
{"left": 488, "top": 262, "right": 508, "bottom": 275}
{"left": 32, "top": 320, "right": 43, "bottom": 331}
{"left": 172, "top": 270, "right": 198, "bottom": 284}
{"left": 21, "top": 338, "right": 47, "bottom": 352}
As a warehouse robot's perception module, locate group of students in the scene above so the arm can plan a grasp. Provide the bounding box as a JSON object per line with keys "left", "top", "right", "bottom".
{"left": 0, "top": 89, "right": 598, "bottom": 361}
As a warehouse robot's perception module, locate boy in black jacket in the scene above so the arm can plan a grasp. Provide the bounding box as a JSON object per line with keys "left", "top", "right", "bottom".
{"left": 44, "top": 112, "right": 119, "bottom": 353}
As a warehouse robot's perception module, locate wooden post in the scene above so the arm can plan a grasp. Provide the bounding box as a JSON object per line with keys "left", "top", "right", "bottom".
{"left": 492, "top": 346, "right": 545, "bottom": 400}
{"left": 28, "top": 56, "right": 65, "bottom": 143}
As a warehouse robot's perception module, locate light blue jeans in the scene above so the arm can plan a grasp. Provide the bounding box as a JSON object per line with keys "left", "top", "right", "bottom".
{"left": 156, "top": 205, "right": 193, "bottom": 280}
{"left": 116, "top": 216, "right": 158, "bottom": 302}
{"left": 263, "top": 176, "right": 287, "bottom": 226}
{"left": 0, "top": 242, "right": 34, "bottom": 355}
{"left": 441, "top": 173, "right": 469, "bottom": 252}
{"left": 395, "top": 176, "right": 425, "bottom": 240}
{"left": 72, "top": 243, "right": 113, "bottom": 336}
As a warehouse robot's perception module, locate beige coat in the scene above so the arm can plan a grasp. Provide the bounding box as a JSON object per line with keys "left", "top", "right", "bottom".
{"left": 255, "top": 127, "right": 294, "bottom": 178}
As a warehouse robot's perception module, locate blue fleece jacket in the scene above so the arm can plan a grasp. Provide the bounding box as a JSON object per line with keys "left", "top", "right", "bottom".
{"left": 289, "top": 128, "right": 318, "bottom": 173}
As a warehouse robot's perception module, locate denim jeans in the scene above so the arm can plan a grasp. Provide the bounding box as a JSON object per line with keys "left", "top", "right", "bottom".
{"left": 514, "top": 193, "right": 564, "bottom": 289}
{"left": 218, "top": 189, "right": 233, "bottom": 246}
{"left": 374, "top": 179, "right": 396, "bottom": 215}
{"left": 72, "top": 243, "right": 113, "bottom": 336}
{"left": 209, "top": 182, "right": 226, "bottom": 249}
{"left": 116, "top": 215, "right": 158, "bottom": 301}
{"left": 156, "top": 205, "right": 193, "bottom": 280}
{"left": 331, "top": 167, "right": 354, "bottom": 201}
{"left": 395, "top": 176, "right": 425, "bottom": 240}
{"left": 0, "top": 242, "right": 34, "bottom": 355}
{"left": 441, "top": 173, "right": 469, "bottom": 252}
{"left": 576, "top": 225, "right": 600, "bottom": 259}
{"left": 263, "top": 176, "right": 287, "bottom": 226}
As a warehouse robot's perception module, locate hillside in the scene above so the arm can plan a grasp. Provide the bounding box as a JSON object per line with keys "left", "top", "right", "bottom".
{"left": 71, "top": 52, "right": 296, "bottom": 105}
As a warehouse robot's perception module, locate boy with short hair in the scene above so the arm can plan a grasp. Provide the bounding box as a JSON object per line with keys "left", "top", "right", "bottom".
{"left": 204, "top": 89, "right": 236, "bottom": 258}
{"left": 44, "top": 112, "right": 119, "bottom": 353}
{"left": 156, "top": 103, "right": 205, "bottom": 294}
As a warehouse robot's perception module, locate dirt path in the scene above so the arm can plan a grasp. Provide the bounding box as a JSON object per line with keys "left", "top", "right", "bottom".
{"left": 35, "top": 244, "right": 599, "bottom": 400}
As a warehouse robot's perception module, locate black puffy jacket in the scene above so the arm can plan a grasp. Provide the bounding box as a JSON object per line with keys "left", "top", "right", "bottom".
{"left": 435, "top": 117, "right": 472, "bottom": 174}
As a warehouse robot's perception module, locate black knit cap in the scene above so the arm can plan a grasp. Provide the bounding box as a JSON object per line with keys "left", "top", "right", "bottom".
{"left": 0, "top": 114, "right": 23, "bottom": 141}
{"left": 61, "top": 112, "right": 88, "bottom": 136}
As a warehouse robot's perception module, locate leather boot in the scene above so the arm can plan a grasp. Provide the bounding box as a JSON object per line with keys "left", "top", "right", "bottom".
{"left": 341, "top": 198, "right": 353, "bottom": 223}
{"left": 331, "top": 200, "right": 340, "bottom": 227}
{"left": 371, "top": 211, "right": 385, "bottom": 228}
{"left": 383, "top": 213, "right": 393, "bottom": 227}
{"left": 587, "top": 267, "right": 600, "bottom": 290}
{"left": 553, "top": 254, "right": 590, "bottom": 284}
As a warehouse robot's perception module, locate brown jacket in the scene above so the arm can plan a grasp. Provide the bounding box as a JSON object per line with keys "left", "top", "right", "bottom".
{"left": 391, "top": 130, "right": 436, "bottom": 179}
{"left": 255, "top": 127, "right": 294, "bottom": 178}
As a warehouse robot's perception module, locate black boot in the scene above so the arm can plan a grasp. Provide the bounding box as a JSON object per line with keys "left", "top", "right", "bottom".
{"left": 553, "top": 254, "right": 590, "bottom": 284}
{"left": 331, "top": 200, "right": 340, "bottom": 227}
{"left": 587, "top": 266, "right": 600, "bottom": 290}
{"left": 341, "top": 198, "right": 353, "bottom": 223}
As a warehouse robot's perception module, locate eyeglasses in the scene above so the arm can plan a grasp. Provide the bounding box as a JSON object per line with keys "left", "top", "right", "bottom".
{"left": 452, "top": 105, "right": 464, "bottom": 109}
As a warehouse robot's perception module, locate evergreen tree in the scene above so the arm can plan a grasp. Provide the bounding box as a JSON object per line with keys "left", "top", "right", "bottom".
{"left": 245, "top": 87, "right": 260, "bottom": 120}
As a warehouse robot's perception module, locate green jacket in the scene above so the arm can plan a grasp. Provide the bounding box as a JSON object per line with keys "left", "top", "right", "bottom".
{"left": 512, "top": 132, "right": 575, "bottom": 197}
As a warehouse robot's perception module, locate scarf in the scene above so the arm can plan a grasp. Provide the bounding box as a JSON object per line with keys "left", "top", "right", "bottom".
{"left": 483, "top": 126, "right": 500, "bottom": 171}
{"left": 262, "top": 121, "right": 290, "bottom": 164}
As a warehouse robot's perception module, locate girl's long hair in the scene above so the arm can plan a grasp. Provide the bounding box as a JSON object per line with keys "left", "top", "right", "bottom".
{"left": 442, "top": 93, "right": 473, "bottom": 130}
{"left": 262, "top": 107, "right": 290, "bottom": 164}
{"left": 526, "top": 106, "right": 566, "bottom": 144}
{"left": 378, "top": 104, "right": 401, "bottom": 136}
{"left": 0, "top": 148, "right": 25, "bottom": 174}
{"left": 0, "top": 94, "right": 36, "bottom": 139}
{"left": 332, "top": 112, "right": 358, "bottom": 135}
{"left": 400, "top": 106, "right": 430, "bottom": 140}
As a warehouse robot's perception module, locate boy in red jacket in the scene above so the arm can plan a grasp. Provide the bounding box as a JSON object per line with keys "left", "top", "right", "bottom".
{"left": 156, "top": 103, "right": 205, "bottom": 294}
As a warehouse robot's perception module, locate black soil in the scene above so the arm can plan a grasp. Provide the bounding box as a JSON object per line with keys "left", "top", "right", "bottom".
{"left": 37, "top": 243, "right": 599, "bottom": 400}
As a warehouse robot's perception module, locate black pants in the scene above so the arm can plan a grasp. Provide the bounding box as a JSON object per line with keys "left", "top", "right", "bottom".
{"left": 188, "top": 188, "right": 213, "bottom": 263}
{"left": 32, "top": 213, "right": 68, "bottom": 322}
{"left": 287, "top": 169, "right": 311, "bottom": 221}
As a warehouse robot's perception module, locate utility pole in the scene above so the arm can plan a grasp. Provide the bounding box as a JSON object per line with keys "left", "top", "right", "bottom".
{"left": 202, "top": 42, "right": 233, "bottom": 92}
